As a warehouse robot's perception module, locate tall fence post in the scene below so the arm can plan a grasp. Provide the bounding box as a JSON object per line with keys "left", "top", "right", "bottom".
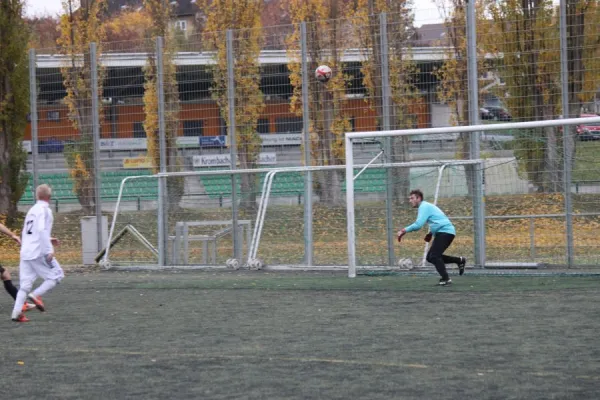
{"left": 156, "top": 36, "right": 168, "bottom": 266}
{"left": 28, "top": 49, "right": 39, "bottom": 198}
{"left": 380, "top": 13, "right": 395, "bottom": 267}
{"left": 559, "top": 0, "right": 574, "bottom": 268}
{"left": 226, "top": 29, "right": 241, "bottom": 261}
{"left": 466, "top": 0, "right": 486, "bottom": 268}
{"left": 90, "top": 43, "right": 103, "bottom": 253}
{"left": 300, "top": 22, "right": 313, "bottom": 267}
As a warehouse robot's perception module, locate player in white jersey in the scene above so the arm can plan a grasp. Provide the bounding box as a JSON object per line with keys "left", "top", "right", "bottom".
{"left": 11, "top": 184, "right": 64, "bottom": 323}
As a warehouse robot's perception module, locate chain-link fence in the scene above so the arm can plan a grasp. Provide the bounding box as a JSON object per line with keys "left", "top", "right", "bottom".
{"left": 24, "top": 3, "right": 600, "bottom": 269}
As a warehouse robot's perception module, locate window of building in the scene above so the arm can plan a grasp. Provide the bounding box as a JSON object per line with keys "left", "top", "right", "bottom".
{"left": 175, "top": 20, "right": 187, "bottom": 32}
{"left": 257, "top": 118, "right": 270, "bottom": 134}
{"left": 275, "top": 117, "right": 303, "bottom": 134}
{"left": 219, "top": 117, "right": 228, "bottom": 136}
{"left": 105, "top": 105, "right": 117, "bottom": 121}
{"left": 183, "top": 120, "right": 204, "bottom": 137}
{"left": 47, "top": 111, "right": 60, "bottom": 122}
{"left": 133, "top": 122, "right": 146, "bottom": 138}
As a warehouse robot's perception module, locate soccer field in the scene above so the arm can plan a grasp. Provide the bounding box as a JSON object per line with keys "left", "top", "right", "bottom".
{"left": 2, "top": 271, "right": 600, "bottom": 399}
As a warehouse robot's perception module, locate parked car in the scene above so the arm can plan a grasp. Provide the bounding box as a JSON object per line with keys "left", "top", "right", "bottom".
{"left": 480, "top": 107, "right": 493, "bottom": 120}
{"left": 576, "top": 113, "right": 600, "bottom": 141}
{"left": 481, "top": 106, "right": 512, "bottom": 121}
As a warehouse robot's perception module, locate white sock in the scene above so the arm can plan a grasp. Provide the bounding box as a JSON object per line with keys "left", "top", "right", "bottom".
{"left": 32, "top": 280, "right": 57, "bottom": 298}
{"left": 12, "top": 290, "right": 28, "bottom": 319}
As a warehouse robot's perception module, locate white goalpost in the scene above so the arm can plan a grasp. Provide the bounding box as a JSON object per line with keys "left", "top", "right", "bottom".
{"left": 344, "top": 158, "right": 483, "bottom": 277}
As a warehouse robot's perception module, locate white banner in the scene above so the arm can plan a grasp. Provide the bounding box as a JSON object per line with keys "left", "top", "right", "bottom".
{"left": 259, "top": 133, "right": 302, "bottom": 146}
{"left": 193, "top": 154, "right": 231, "bottom": 168}
{"left": 259, "top": 152, "right": 277, "bottom": 165}
{"left": 24, "top": 134, "right": 299, "bottom": 153}
{"left": 193, "top": 152, "right": 277, "bottom": 168}
{"left": 100, "top": 138, "right": 147, "bottom": 151}
{"left": 176, "top": 137, "right": 200, "bottom": 148}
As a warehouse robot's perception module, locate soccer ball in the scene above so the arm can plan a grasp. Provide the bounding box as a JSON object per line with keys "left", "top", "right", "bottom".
{"left": 315, "top": 65, "right": 332, "bottom": 83}
{"left": 397, "top": 258, "right": 414, "bottom": 270}
{"left": 226, "top": 258, "right": 240, "bottom": 270}
{"left": 248, "top": 258, "right": 264, "bottom": 271}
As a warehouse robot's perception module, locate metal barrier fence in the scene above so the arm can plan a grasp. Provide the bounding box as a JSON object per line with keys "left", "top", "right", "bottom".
{"left": 23, "top": 2, "right": 600, "bottom": 268}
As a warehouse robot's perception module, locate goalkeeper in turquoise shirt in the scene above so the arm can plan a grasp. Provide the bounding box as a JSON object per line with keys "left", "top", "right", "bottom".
{"left": 397, "top": 189, "right": 466, "bottom": 286}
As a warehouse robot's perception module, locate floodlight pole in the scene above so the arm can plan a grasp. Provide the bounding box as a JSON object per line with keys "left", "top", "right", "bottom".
{"left": 157, "top": 36, "right": 168, "bottom": 267}
{"left": 226, "top": 29, "right": 241, "bottom": 261}
{"left": 466, "top": 0, "right": 486, "bottom": 268}
{"left": 380, "top": 13, "right": 395, "bottom": 267}
{"left": 300, "top": 22, "right": 314, "bottom": 267}
{"left": 90, "top": 43, "right": 103, "bottom": 254}
{"left": 559, "top": 0, "right": 574, "bottom": 267}
{"left": 28, "top": 49, "right": 39, "bottom": 198}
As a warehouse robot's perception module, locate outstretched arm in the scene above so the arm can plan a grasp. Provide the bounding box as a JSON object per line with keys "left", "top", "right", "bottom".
{"left": 0, "top": 223, "right": 21, "bottom": 245}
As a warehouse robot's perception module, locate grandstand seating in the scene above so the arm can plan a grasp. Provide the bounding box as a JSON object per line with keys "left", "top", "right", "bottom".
{"left": 197, "top": 166, "right": 468, "bottom": 198}
{"left": 197, "top": 168, "right": 388, "bottom": 199}
{"left": 19, "top": 166, "right": 467, "bottom": 205}
{"left": 19, "top": 169, "right": 157, "bottom": 205}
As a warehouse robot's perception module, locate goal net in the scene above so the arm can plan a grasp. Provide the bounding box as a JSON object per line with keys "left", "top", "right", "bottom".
{"left": 345, "top": 116, "right": 600, "bottom": 276}
{"left": 99, "top": 161, "right": 473, "bottom": 272}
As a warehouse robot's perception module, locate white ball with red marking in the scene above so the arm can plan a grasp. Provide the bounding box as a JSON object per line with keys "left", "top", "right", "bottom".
{"left": 315, "top": 65, "right": 332, "bottom": 83}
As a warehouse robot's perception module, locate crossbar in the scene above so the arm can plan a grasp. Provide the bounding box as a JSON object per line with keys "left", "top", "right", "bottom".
{"left": 347, "top": 116, "right": 600, "bottom": 140}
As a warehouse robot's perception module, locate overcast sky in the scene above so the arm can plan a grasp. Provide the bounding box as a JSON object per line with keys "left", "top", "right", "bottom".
{"left": 25, "top": 0, "right": 446, "bottom": 26}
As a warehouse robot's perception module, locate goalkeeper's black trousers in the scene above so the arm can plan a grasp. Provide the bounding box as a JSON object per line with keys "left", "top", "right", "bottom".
{"left": 426, "top": 233, "right": 461, "bottom": 281}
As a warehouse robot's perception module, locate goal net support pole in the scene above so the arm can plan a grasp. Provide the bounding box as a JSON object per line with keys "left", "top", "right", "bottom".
{"left": 421, "top": 164, "right": 449, "bottom": 268}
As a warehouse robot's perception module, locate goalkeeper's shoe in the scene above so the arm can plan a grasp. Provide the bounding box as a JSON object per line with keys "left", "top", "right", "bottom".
{"left": 12, "top": 313, "right": 30, "bottom": 323}
{"left": 458, "top": 257, "right": 466, "bottom": 276}
{"left": 27, "top": 294, "right": 45, "bottom": 312}
{"left": 22, "top": 303, "right": 37, "bottom": 312}
{"left": 438, "top": 278, "right": 452, "bottom": 286}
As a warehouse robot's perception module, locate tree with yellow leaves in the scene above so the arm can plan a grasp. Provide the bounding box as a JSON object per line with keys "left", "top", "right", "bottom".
{"left": 489, "top": 0, "right": 560, "bottom": 192}
{"left": 103, "top": 7, "right": 151, "bottom": 47}
{"left": 143, "top": 0, "right": 183, "bottom": 210}
{"left": 486, "top": 0, "right": 599, "bottom": 192}
{"left": 487, "top": 0, "right": 600, "bottom": 192}
{"left": 287, "top": 0, "right": 352, "bottom": 205}
{"left": 350, "top": 0, "right": 417, "bottom": 204}
{"left": 433, "top": 0, "right": 492, "bottom": 195}
{"left": 564, "top": 0, "right": 599, "bottom": 118}
{"left": 0, "top": 0, "right": 29, "bottom": 224}
{"left": 199, "top": 0, "right": 265, "bottom": 210}
{"left": 58, "top": 0, "right": 105, "bottom": 214}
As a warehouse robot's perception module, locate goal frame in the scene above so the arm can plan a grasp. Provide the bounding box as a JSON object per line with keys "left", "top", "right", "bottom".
{"left": 102, "top": 162, "right": 468, "bottom": 269}
{"left": 345, "top": 116, "right": 600, "bottom": 277}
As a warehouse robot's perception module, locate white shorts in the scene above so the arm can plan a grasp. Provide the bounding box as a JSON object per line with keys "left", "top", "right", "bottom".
{"left": 20, "top": 256, "right": 65, "bottom": 288}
